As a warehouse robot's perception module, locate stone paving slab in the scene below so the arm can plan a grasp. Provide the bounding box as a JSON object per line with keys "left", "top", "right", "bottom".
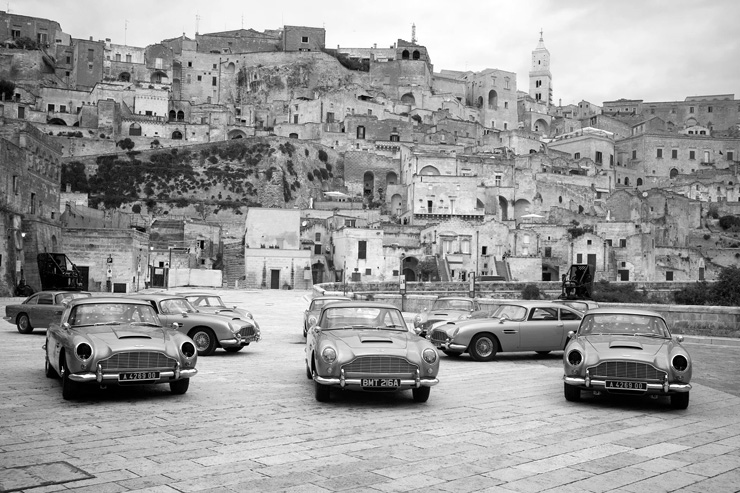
{"left": 0, "top": 289, "right": 739, "bottom": 492}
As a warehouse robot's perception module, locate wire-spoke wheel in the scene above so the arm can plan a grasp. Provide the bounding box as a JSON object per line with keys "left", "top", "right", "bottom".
{"left": 190, "top": 328, "right": 217, "bottom": 356}
{"left": 469, "top": 333, "right": 498, "bottom": 362}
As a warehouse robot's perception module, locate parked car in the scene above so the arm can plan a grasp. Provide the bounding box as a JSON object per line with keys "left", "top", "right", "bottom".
{"left": 4, "top": 290, "right": 91, "bottom": 333}
{"left": 553, "top": 299, "right": 600, "bottom": 313}
{"left": 178, "top": 291, "right": 260, "bottom": 333}
{"left": 44, "top": 297, "right": 197, "bottom": 400}
{"left": 302, "top": 295, "right": 351, "bottom": 337}
{"left": 305, "top": 301, "right": 440, "bottom": 402}
{"left": 429, "top": 301, "right": 583, "bottom": 361}
{"left": 129, "top": 293, "right": 260, "bottom": 355}
{"left": 413, "top": 296, "right": 482, "bottom": 337}
{"left": 562, "top": 308, "right": 692, "bottom": 409}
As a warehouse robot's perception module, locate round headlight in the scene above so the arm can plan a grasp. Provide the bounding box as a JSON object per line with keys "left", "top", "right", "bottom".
{"left": 422, "top": 348, "right": 438, "bottom": 364}
{"left": 245, "top": 312, "right": 254, "bottom": 320}
{"left": 308, "top": 315, "right": 318, "bottom": 326}
{"left": 75, "top": 342, "right": 92, "bottom": 361}
{"left": 321, "top": 346, "right": 336, "bottom": 363}
{"left": 567, "top": 349, "right": 583, "bottom": 366}
{"left": 672, "top": 354, "right": 689, "bottom": 372}
{"left": 181, "top": 341, "right": 196, "bottom": 358}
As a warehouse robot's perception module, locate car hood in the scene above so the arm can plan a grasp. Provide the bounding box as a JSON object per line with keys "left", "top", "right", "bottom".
{"left": 85, "top": 326, "right": 168, "bottom": 349}
{"left": 428, "top": 309, "right": 468, "bottom": 319}
{"left": 584, "top": 335, "right": 668, "bottom": 358}
{"left": 324, "top": 329, "right": 410, "bottom": 350}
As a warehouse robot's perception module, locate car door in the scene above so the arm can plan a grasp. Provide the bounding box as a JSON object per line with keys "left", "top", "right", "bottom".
{"left": 518, "top": 306, "right": 563, "bottom": 350}
{"left": 558, "top": 308, "right": 583, "bottom": 347}
{"left": 33, "top": 292, "right": 60, "bottom": 328}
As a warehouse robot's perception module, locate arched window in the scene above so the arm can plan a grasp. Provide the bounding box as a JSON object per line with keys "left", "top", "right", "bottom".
{"left": 637, "top": 178, "right": 643, "bottom": 186}
{"left": 670, "top": 168, "right": 679, "bottom": 178}
{"left": 624, "top": 177, "right": 630, "bottom": 186}
{"left": 412, "top": 50, "right": 420, "bottom": 60}
{"left": 402, "top": 50, "right": 409, "bottom": 60}
{"left": 386, "top": 172, "right": 397, "bottom": 185}
{"left": 419, "top": 166, "right": 440, "bottom": 175}
{"left": 477, "top": 96, "right": 483, "bottom": 108}
{"left": 168, "top": 110, "right": 176, "bottom": 121}
{"left": 177, "top": 110, "right": 184, "bottom": 121}
{"left": 401, "top": 93, "right": 415, "bottom": 105}
{"left": 289, "top": 133, "right": 298, "bottom": 139}
{"left": 488, "top": 90, "right": 498, "bottom": 109}
{"left": 119, "top": 72, "right": 131, "bottom": 82}
{"left": 172, "top": 130, "right": 182, "bottom": 140}
{"left": 129, "top": 123, "right": 142, "bottom": 136}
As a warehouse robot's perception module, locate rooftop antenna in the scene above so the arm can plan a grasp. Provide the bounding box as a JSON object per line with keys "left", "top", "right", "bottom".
{"left": 411, "top": 23, "right": 416, "bottom": 44}
{"left": 124, "top": 19, "right": 128, "bottom": 45}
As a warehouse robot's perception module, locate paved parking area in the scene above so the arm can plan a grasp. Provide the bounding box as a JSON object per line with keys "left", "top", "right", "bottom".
{"left": 1, "top": 289, "right": 739, "bottom": 492}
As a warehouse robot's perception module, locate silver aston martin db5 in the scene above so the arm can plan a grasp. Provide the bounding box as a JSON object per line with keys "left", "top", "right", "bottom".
{"left": 305, "top": 301, "right": 440, "bottom": 402}
{"left": 563, "top": 308, "right": 692, "bottom": 409}
{"left": 44, "top": 297, "right": 197, "bottom": 400}
{"left": 429, "top": 301, "right": 583, "bottom": 360}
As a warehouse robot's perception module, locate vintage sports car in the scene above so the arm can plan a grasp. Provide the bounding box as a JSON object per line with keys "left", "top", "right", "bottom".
{"left": 553, "top": 299, "right": 600, "bottom": 313}
{"left": 413, "top": 296, "right": 481, "bottom": 337}
{"left": 129, "top": 293, "right": 260, "bottom": 356}
{"left": 4, "top": 290, "right": 91, "bottom": 333}
{"left": 178, "top": 292, "right": 258, "bottom": 324}
{"left": 430, "top": 301, "right": 582, "bottom": 361}
{"left": 305, "top": 301, "right": 439, "bottom": 403}
{"left": 44, "top": 297, "right": 197, "bottom": 400}
{"left": 302, "top": 295, "right": 351, "bottom": 337}
{"left": 563, "top": 308, "right": 692, "bottom": 409}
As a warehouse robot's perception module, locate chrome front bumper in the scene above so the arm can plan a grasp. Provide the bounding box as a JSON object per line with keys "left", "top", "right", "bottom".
{"left": 70, "top": 367, "right": 198, "bottom": 383}
{"left": 433, "top": 341, "right": 467, "bottom": 352}
{"left": 314, "top": 368, "right": 439, "bottom": 388}
{"left": 220, "top": 333, "right": 261, "bottom": 348}
{"left": 563, "top": 376, "right": 691, "bottom": 393}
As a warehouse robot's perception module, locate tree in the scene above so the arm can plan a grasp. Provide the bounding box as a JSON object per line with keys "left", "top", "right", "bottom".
{"left": 673, "top": 281, "right": 711, "bottom": 305}
{"left": 117, "top": 138, "right": 135, "bottom": 151}
{"left": 521, "top": 284, "right": 541, "bottom": 300}
{"left": 418, "top": 257, "right": 438, "bottom": 282}
{"left": 709, "top": 266, "right": 740, "bottom": 306}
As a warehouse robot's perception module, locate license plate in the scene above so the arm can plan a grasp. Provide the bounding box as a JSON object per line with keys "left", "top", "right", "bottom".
{"left": 606, "top": 380, "right": 646, "bottom": 391}
{"left": 119, "top": 371, "right": 159, "bottom": 382}
{"left": 361, "top": 378, "right": 400, "bottom": 388}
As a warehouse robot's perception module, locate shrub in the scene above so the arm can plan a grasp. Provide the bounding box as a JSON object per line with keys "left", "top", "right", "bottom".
{"left": 703, "top": 234, "right": 711, "bottom": 240}
{"left": 718, "top": 215, "right": 740, "bottom": 230}
{"left": 318, "top": 149, "right": 328, "bottom": 163}
{"left": 673, "top": 281, "right": 711, "bottom": 305}
{"left": 521, "top": 284, "right": 541, "bottom": 300}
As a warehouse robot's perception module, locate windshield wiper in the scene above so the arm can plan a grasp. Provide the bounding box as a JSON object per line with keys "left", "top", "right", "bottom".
{"left": 93, "top": 322, "right": 122, "bottom": 326}
{"left": 634, "top": 333, "right": 666, "bottom": 338}
{"left": 130, "top": 322, "right": 161, "bottom": 327}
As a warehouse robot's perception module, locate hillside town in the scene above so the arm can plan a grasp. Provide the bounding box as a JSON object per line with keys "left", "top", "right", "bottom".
{"left": 1, "top": 9, "right": 739, "bottom": 296}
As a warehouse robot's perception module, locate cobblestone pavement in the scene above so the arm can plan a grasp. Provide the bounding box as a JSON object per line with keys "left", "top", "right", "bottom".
{"left": 1, "top": 289, "right": 739, "bottom": 492}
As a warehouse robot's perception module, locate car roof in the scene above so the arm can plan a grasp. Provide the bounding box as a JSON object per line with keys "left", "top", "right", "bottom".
{"left": 312, "top": 296, "right": 352, "bottom": 301}
{"left": 67, "top": 297, "right": 151, "bottom": 306}
{"left": 319, "top": 301, "right": 400, "bottom": 310}
{"left": 497, "top": 300, "right": 574, "bottom": 308}
{"left": 32, "top": 290, "right": 91, "bottom": 296}
{"left": 177, "top": 292, "right": 219, "bottom": 296}
{"left": 126, "top": 293, "right": 186, "bottom": 301}
{"left": 583, "top": 307, "right": 665, "bottom": 318}
{"left": 435, "top": 296, "right": 474, "bottom": 301}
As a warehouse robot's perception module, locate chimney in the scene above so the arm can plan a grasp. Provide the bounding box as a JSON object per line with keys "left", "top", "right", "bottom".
{"left": 89, "top": 36, "right": 93, "bottom": 41}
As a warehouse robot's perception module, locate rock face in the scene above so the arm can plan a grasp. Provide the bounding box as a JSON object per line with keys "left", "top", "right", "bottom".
{"left": 62, "top": 137, "right": 344, "bottom": 213}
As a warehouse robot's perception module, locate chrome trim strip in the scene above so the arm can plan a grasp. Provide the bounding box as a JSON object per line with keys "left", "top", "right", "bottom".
{"left": 563, "top": 376, "right": 691, "bottom": 392}
{"left": 69, "top": 368, "right": 197, "bottom": 383}
{"left": 314, "top": 375, "right": 439, "bottom": 387}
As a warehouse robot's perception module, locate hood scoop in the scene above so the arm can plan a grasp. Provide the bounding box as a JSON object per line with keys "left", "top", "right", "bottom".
{"left": 113, "top": 329, "right": 153, "bottom": 340}
{"left": 359, "top": 335, "right": 393, "bottom": 343}
{"left": 609, "top": 340, "right": 643, "bottom": 350}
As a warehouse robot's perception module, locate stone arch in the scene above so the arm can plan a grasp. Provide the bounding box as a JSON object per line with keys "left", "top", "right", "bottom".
{"left": 48, "top": 118, "right": 66, "bottom": 125}
{"left": 419, "top": 165, "right": 439, "bottom": 175}
{"left": 513, "top": 198, "right": 531, "bottom": 219}
{"left": 386, "top": 171, "right": 397, "bottom": 185}
{"left": 172, "top": 130, "right": 183, "bottom": 140}
{"left": 391, "top": 193, "right": 403, "bottom": 215}
{"left": 228, "top": 129, "right": 247, "bottom": 139}
{"left": 363, "top": 171, "right": 375, "bottom": 197}
{"left": 168, "top": 110, "right": 176, "bottom": 121}
{"left": 118, "top": 72, "right": 131, "bottom": 82}
{"left": 488, "top": 90, "right": 498, "bottom": 108}
{"left": 499, "top": 196, "right": 509, "bottom": 220}
{"left": 477, "top": 96, "right": 483, "bottom": 108}
{"left": 225, "top": 62, "right": 236, "bottom": 74}
{"left": 177, "top": 110, "right": 184, "bottom": 121}
{"left": 624, "top": 177, "right": 630, "bottom": 186}
{"left": 289, "top": 133, "right": 298, "bottom": 139}
{"left": 72, "top": 121, "right": 79, "bottom": 127}
{"left": 685, "top": 117, "right": 698, "bottom": 127}
{"left": 412, "top": 50, "right": 420, "bottom": 60}
{"left": 402, "top": 50, "right": 410, "bottom": 60}
{"left": 670, "top": 168, "right": 679, "bottom": 178}
{"left": 533, "top": 118, "right": 549, "bottom": 134}
{"left": 128, "top": 123, "right": 142, "bottom": 136}
{"left": 530, "top": 149, "right": 537, "bottom": 154}
{"left": 401, "top": 93, "right": 415, "bottom": 105}
{"left": 150, "top": 71, "right": 168, "bottom": 84}
{"left": 637, "top": 178, "right": 643, "bottom": 186}
{"left": 402, "top": 256, "right": 418, "bottom": 281}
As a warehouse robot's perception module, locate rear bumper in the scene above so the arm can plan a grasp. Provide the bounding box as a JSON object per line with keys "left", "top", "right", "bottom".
{"left": 563, "top": 376, "right": 691, "bottom": 393}
{"left": 70, "top": 367, "right": 197, "bottom": 383}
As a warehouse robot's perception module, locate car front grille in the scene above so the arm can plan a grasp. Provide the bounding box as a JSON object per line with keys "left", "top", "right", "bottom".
{"left": 342, "top": 356, "right": 418, "bottom": 375}
{"left": 100, "top": 352, "right": 176, "bottom": 371}
{"left": 430, "top": 330, "right": 448, "bottom": 344}
{"left": 238, "top": 325, "right": 256, "bottom": 338}
{"left": 589, "top": 361, "right": 666, "bottom": 382}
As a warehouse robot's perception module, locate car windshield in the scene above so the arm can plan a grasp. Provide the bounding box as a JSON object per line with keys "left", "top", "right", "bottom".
{"left": 491, "top": 304, "right": 527, "bottom": 321}
{"left": 579, "top": 313, "right": 670, "bottom": 338}
{"left": 160, "top": 298, "right": 197, "bottom": 315}
{"left": 187, "top": 296, "right": 226, "bottom": 308}
{"left": 310, "top": 298, "right": 346, "bottom": 311}
{"left": 68, "top": 303, "right": 161, "bottom": 327}
{"left": 319, "top": 306, "right": 407, "bottom": 331}
{"left": 55, "top": 292, "right": 91, "bottom": 304}
{"left": 432, "top": 299, "right": 473, "bottom": 311}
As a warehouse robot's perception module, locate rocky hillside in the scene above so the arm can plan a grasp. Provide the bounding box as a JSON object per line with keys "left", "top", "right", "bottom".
{"left": 61, "top": 137, "right": 344, "bottom": 216}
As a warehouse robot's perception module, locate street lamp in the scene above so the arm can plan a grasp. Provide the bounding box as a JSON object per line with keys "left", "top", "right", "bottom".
{"left": 166, "top": 246, "right": 173, "bottom": 289}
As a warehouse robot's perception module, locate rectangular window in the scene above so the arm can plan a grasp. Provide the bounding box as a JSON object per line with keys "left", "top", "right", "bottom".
{"left": 212, "top": 77, "right": 217, "bottom": 86}
{"left": 315, "top": 232, "right": 321, "bottom": 241}
{"left": 115, "top": 53, "right": 121, "bottom": 61}
{"left": 197, "top": 75, "right": 202, "bottom": 82}
{"left": 126, "top": 54, "right": 132, "bottom": 63}
{"left": 632, "top": 150, "right": 637, "bottom": 160}
{"left": 60, "top": 105, "right": 66, "bottom": 113}
{"left": 666, "top": 271, "right": 674, "bottom": 281}
{"left": 689, "top": 150, "right": 696, "bottom": 160}
{"left": 12, "top": 175, "right": 18, "bottom": 194}
{"left": 47, "top": 104, "right": 55, "bottom": 112}
{"left": 689, "top": 106, "right": 694, "bottom": 113}
{"left": 358, "top": 241, "right": 367, "bottom": 259}
{"left": 345, "top": 219, "right": 356, "bottom": 227}
{"left": 728, "top": 151, "right": 735, "bottom": 161}
{"left": 87, "top": 49, "right": 94, "bottom": 62}
{"left": 544, "top": 246, "right": 551, "bottom": 257}
{"left": 11, "top": 29, "right": 20, "bottom": 38}
{"left": 313, "top": 244, "right": 322, "bottom": 254}
{"left": 481, "top": 246, "right": 488, "bottom": 255}
{"left": 365, "top": 268, "right": 372, "bottom": 275}
{"left": 326, "top": 112, "right": 334, "bottom": 123}
{"left": 619, "top": 238, "right": 626, "bottom": 248}
{"left": 577, "top": 253, "right": 583, "bottom": 263}
{"left": 672, "top": 149, "right": 678, "bottom": 159}
{"left": 495, "top": 175, "right": 501, "bottom": 187}
{"left": 605, "top": 239, "right": 612, "bottom": 246}
{"left": 302, "top": 36, "right": 309, "bottom": 43}
{"left": 595, "top": 151, "right": 603, "bottom": 164}
{"left": 610, "top": 154, "right": 614, "bottom": 166}
{"left": 30, "top": 193, "right": 36, "bottom": 214}
{"left": 708, "top": 106, "right": 713, "bottom": 113}
{"left": 504, "top": 102, "right": 508, "bottom": 109}
{"left": 574, "top": 152, "right": 581, "bottom": 159}
{"left": 657, "top": 149, "right": 663, "bottom": 158}
{"left": 155, "top": 58, "right": 163, "bottom": 69}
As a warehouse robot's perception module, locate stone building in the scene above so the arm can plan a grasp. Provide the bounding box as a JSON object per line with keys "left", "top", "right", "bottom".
{"left": 529, "top": 32, "right": 552, "bottom": 106}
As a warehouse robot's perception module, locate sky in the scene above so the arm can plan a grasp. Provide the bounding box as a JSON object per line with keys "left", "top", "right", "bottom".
{"left": 17, "top": 0, "right": 740, "bottom": 106}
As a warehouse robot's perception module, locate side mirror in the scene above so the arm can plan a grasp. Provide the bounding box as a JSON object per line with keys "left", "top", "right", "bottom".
{"left": 675, "top": 335, "right": 684, "bottom": 343}
{"left": 567, "top": 330, "right": 575, "bottom": 339}
{"left": 312, "top": 326, "right": 322, "bottom": 334}
{"left": 181, "top": 312, "right": 188, "bottom": 317}
{"left": 62, "top": 322, "right": 71, "bottom": 330}
{"left": 172, "top": 322, "right": 182, "bottom": 329}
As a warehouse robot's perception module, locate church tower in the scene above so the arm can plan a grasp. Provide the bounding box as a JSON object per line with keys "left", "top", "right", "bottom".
{"left": 529, "top": 30, "right": 552, "bottom": 106}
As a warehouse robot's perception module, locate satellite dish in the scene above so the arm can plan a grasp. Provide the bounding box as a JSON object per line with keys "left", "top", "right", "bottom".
{"left": 642, "top": 192, "right": 648, "bottom": 197}
{"left": 301, "top": 221, "right": 307, "bottom": 226}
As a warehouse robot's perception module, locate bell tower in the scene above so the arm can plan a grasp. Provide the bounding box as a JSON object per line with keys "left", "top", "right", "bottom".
{"left": 529, "top": 30, "right": 552, "bottom": 106}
